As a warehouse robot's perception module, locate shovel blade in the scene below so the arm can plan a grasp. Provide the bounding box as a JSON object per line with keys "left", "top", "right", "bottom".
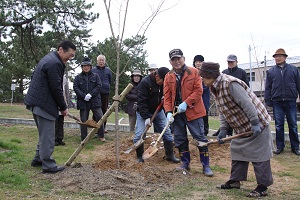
{"left": 142, "top": 146, "right": 158, "bottom": 160}
{"left": 124, "top": 139, "right": 144, "bottom": 154}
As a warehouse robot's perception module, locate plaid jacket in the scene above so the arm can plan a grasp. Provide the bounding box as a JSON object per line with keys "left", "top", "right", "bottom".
{"left": 211, "top": 74, "right": 271, "bottom": 134}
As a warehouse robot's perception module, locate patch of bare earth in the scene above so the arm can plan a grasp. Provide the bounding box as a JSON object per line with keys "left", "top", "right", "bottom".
{"left": 43, "top": 132, "right": 298, "bottom": 199}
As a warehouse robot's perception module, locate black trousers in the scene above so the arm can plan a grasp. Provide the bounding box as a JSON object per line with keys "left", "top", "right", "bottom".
{"left": 101, "top": 93, "right": 109, "bottom": 128}
{"left": 55, "top": 115, "right": 64, "bottom": 142}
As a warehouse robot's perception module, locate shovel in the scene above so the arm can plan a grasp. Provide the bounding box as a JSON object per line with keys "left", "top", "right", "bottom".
{"left": 67, "top": 113, "right": 100, "bottom": 128}
{"left": 142, "top": 112, "right": 178, "bottom": 160}
{"left": 124, "top": 101, "right": 164, "bottom": 154}
{"left": 194, "top": 131, "right": 253, "bottom": 147}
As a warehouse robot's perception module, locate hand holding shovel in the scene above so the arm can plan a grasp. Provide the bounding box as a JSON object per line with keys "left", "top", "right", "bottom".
{"left": 142, "top": 112, "right": 178, "bottom": 160}
{"left": 194, "top": 131, "right": 253, "bottom": 147}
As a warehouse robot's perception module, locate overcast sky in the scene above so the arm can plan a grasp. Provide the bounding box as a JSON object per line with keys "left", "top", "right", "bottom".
{"left": 87, "top": 0, "right": 300, "bottom": 71}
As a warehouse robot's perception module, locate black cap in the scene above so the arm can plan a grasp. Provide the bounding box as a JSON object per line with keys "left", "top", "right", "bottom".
{"left": 169, "top": 49, "right": 183, "bottom": 59}
{"left": 81, "top": 57, "right": 92, "bottom": 66}
{"left": 157, "top": 67, "right": 170, "bottom": 79}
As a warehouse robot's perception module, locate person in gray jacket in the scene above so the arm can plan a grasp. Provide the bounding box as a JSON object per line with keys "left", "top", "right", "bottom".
{"left": 24, "top": 41, "right": 76, "bottom": 174}
{"left": 265, "top": 48, "right": 300, "bottom": 155}
{"left": 199, "top": 62, "right": 273, "bottom": 198}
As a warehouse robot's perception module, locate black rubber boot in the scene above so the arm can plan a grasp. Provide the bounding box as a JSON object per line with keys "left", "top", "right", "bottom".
{"left": 136, "top": 143, "right": 144, "bottom": 163}
{"left": 199, "top": 146, "right": 213, "bottom": 177}
{"left": 164, "top": 141, "right": 180, "bottom": 163}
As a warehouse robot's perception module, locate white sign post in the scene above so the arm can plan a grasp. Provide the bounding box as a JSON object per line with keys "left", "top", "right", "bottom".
{"left": 11, "top": 84, "right": 16, "bottom": 106}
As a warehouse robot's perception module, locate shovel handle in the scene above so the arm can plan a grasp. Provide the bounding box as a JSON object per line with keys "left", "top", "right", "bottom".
{"left": 67, "top": 113, "right": 82, "bottom": 123}
{"left": 210, "top": 131, "right": 253, "bottom": 145}
{"left": 154, "top": 112, "right": 178, "bottom": 145}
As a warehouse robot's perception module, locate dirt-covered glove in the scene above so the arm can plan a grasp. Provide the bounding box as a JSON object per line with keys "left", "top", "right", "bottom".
{"left": 251, "top": 123, "right": 261, "bottom": 137}
{"left": 144, "top": 118, "right": 152, "bottom": 127}
{"left": 167, "top": 113, "right": 174, "bottom": 124}
{"left": 178, "top": 102, "right": 187, "bottom": 113}
{"left": 84, "top": 93, "right": 92, "bottom": 101}
{"left": 217, "top": 129, "right": 227, "bottom": 144}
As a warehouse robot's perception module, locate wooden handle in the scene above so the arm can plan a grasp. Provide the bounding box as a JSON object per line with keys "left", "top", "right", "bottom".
{"left": 209, "top": 131, "right": 253, "bottom": 145}
{"left": 67, "top": 113, "right": 82, "bottom": 123}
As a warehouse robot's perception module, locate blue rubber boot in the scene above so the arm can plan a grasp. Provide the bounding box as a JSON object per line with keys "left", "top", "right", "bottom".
{"left": 176, "top": 151, "right": 191, "bottom": 171}
{"left": 199, "top": 147, "right": 213, "bottom": 177}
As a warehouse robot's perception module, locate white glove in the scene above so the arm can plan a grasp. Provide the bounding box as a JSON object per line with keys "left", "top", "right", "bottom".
{"left": 167, "top": 113, "right": 174, "bottom": 124}
{"left": 84, "top": 93, "right": 92, "bottom": 101}
{"left": 145, "top": 118, "right": 152, "bottom": 127}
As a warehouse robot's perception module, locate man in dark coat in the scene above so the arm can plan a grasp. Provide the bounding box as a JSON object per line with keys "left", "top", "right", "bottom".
{"left": 24, "top": 40, "right": 76, "bottom": 174}
{"left": 74, "top": 57, "right": 105, "bottom": 141}
{"left": 91, "top": 55, "right": 112, "bottom": 132}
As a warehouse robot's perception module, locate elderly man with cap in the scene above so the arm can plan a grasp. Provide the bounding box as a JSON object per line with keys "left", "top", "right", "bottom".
{"left": 265, "top": 48, "right": 300, "bottom": 155}
{"left": 164, "top": 49, "right": 213, "bottom": 177}
{"left": 133, "top": 67, "right": 179, "bottom": 163}
{"left": 125, "top": 69, "right": 143, "bottom": 131}
{"left": 199, "top": 61, "right": 273, "bottom": 198}
{"left": 212, "top": 54, "right": 249, "bottom": 137}
{"left": 73, "top": 57, "right": 105, "bottom": 141}
{"left": 193, "top": 54, "right": 210, "bottom": 136}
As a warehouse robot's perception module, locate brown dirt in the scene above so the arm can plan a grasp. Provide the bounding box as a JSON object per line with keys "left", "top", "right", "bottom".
{"left": 42, "top": 132, "right": 298, "bottom": 199}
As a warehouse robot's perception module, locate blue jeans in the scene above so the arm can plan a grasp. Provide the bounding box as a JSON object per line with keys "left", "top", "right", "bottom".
{"left": 173, "top": 113, "right": 208, "bottom": 147}
{"left": 133, "top": 110, "right": 173, "bottom": 143}
{"left": 273, "top": 100, "right": 299, "bottom": 150}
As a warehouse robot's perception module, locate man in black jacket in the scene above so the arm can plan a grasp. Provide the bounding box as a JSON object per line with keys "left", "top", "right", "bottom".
{"left": 25, "top": 41, "right": 76, "bottom": 174}
{"left": 213, "top": 54, "right": 249, "bottom": 137}
{"left": 134, "top": 67, "right": 179, "bottom": 163}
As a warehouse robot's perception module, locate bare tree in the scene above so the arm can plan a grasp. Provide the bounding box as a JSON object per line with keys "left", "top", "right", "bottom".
{"left": 102, "top": 0, "right": 177, "bottom": 168}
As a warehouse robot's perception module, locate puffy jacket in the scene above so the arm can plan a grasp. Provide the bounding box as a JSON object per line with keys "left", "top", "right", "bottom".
{"left": 137, "top": 73, "right": 163, "bottom": 119}
{"left": 24, "top": 51, "right": 67, "bottom": 118}
{"left": 73, "top": 71, "right": 102, "bottom": 110}
{"left": 265, "top": 63, "right": 300, "bottom": 106}
{"left": 125, "top": 81, "right": 139, "bottom": 116}
{"left": 91, "top": 65, "right": 112, "bottom": 94}
{"left": 164, "top": 65, "right": 206, "bottom": 121}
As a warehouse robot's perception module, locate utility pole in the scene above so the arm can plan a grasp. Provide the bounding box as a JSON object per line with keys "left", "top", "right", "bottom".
{"left": 248, "top": 45, "right": 252, "bottom": 89}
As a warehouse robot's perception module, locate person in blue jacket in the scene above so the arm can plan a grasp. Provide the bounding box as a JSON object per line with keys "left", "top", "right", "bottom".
{"left": 91, "top": 55, "right": 112, "bottom": 133}
{"left": 265, "top": 48, "right": 300, "bottom": 155}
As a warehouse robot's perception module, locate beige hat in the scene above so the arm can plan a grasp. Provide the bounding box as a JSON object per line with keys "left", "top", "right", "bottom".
{"left": 273, "top": 48, "right": 288, "bottom": 58}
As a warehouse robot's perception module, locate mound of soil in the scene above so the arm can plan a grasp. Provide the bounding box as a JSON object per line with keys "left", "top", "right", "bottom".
{"left": 43, "top": 132, "right": 232, "bottom": 199}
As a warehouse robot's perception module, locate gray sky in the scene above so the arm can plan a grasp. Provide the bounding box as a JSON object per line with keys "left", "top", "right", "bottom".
{"left": 87, "top": 0, "right": 300, "bottom": 71}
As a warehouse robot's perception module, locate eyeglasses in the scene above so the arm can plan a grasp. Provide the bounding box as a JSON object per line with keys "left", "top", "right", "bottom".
{"left": 65, "top": 51, "right": 75, "bottom": 59}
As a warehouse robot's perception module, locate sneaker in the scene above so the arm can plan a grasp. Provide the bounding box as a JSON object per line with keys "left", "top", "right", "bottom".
{"left": 42, "top": 166, "right": 65, "bottom": 174}
{"left": 99, "top": 137, "right": 106, "bottom": 142}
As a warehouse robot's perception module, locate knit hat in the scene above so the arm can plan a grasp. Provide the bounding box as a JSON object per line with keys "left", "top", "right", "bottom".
{"left": 157, "top": 67, "right": 170, "bottom": 79}
{"left": 81, "top": 57, "right": 92, "bottom": 66}
{"left": 193, "top": 55, "right": 204, "bottom": 67}
{"left": 131, "top": 69, "right": 142, "bottom": 77}
{"left": 273, "top": 48, "right": 288, "bottom": 58}
{"left": 169, "top": 49, "right": 183, "bottom": 59}
{"left": 199, "top": 62, "right": 220, "bottom": 79}
{"left": 227, "top": 54, "right": 237, "bottom": 62}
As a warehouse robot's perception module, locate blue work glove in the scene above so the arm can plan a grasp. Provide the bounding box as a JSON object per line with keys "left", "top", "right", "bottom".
{"left": 251, "top": 123, "right": 261, "bottom": 137}
{"left": 178, "top": 102, "right": 187, "bottom": 113}
{"left": 217, "top": 129, "right": 227, "bottom": 144}
{"left": 167, "top": 113, "right": 174, "bottom": 124}
{"left": 144, "top": 118, "right": 152, "bottom": 127}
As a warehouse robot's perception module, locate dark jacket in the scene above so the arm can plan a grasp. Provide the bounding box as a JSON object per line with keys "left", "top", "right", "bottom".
{"left": 125, "top": 81, "right": 139, "bottom": 116}
{"left": 222, "top": 66, "right": 249, "bottom": 87}
{"left": 137, "top": 73, "right": 163, "bottom": 119}
{"left": 91, "top": 65, "right": 112, "bottom": 94}
{"left": 264, "top": 63, "right": 300, "bottom": 106}
{"left": 202, "top": 82, "right": 210, "bottom": 111}
{"left": 24, "top": 51, "right": 67, "bottom": 118}
{"left": 73, "top": 71, "right": 102, "bottom": 110}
